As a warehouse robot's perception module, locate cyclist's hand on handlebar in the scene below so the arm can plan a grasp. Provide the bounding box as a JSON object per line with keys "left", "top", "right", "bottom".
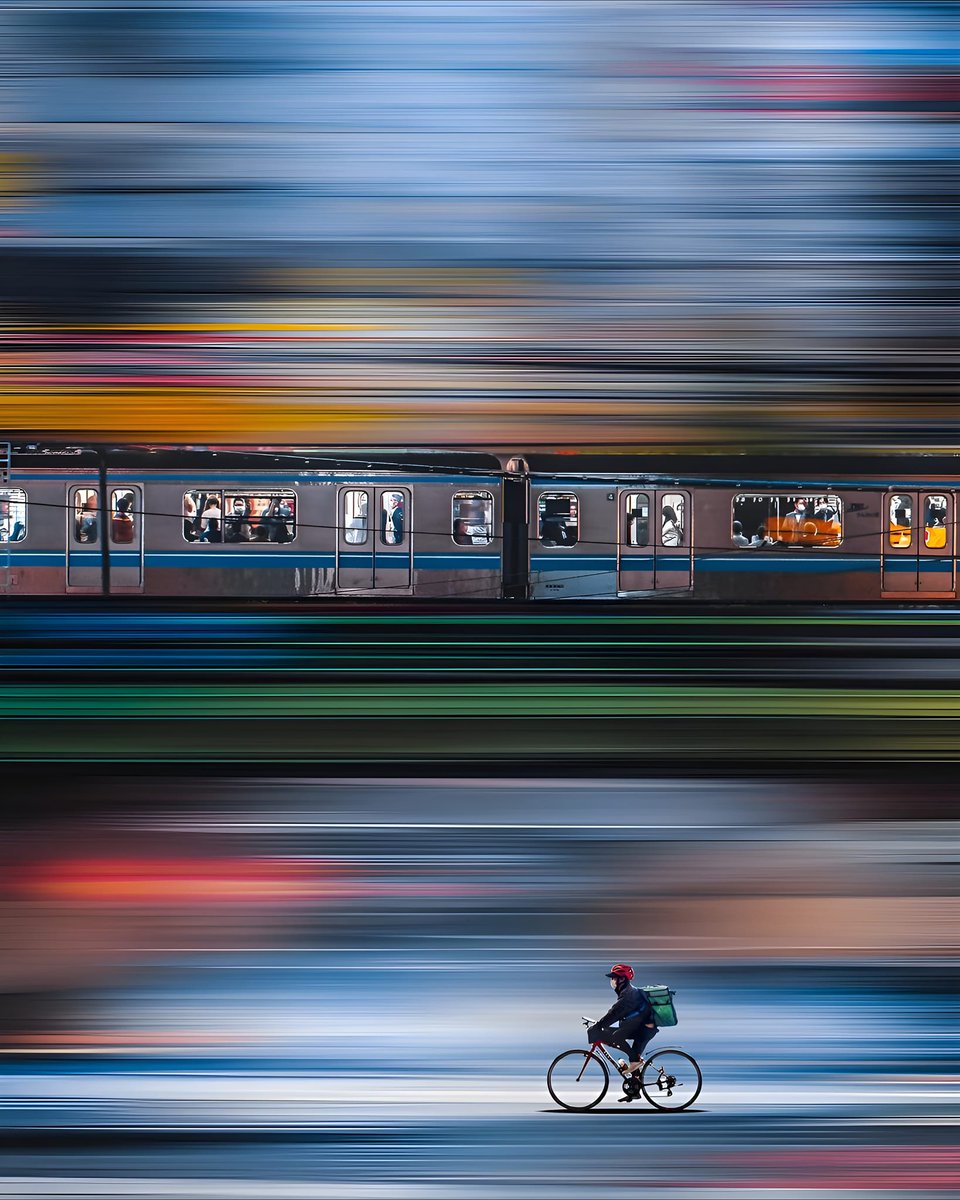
{"left": 581, "top": 1016, "right": 593, "bottom": 1026}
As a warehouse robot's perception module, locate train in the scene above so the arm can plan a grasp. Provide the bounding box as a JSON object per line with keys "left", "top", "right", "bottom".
{"left": 0, "top": 443, "right": 956, "bottom": 601}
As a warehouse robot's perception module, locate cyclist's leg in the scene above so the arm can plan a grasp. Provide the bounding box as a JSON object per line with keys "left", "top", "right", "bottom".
{"left": 587, "top": 1023, "right": 631, "bottom": 1059}
{"left": 629, "top": 1023, "right": 658, "bottom": 1063}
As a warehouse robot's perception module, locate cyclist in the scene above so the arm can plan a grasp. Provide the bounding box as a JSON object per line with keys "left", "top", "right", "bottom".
{"left": 587, "top": 963, "right": 657, "bottom": 1074}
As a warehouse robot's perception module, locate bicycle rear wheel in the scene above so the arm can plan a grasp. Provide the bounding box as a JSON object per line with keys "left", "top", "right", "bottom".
{"left": 547, "top": 1049, "right": 609, "bottom": 1111}
{"left": 640, "top": 1050, "right": 702, "bottom": 1111}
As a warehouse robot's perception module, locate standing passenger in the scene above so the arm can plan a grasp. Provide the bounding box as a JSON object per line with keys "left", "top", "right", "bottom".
{"left": 381, "top": 493, "right": 404, "bottom": 545}
{"left": 111, "top": 494, "right": 135, "bottom": 543}
{"left": 199, "top": 496, "right": 222, "bottom": 543}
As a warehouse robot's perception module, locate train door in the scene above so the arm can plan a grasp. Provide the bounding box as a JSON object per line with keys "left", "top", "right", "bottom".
{"left": 107, "top": 484, "right": 144, "bottom": 591}
{"left": 336, "top": 485, "right": 411, "bottom": 592}
{"left": 374, "top": 486, "right": 411, "bottom": 592}
{"left": 618, "top": 491, "right": 654, "bottom": 591}
{"left": 655, "top": 489, "right": 692, "bottom": 590}
{"left": 66, "top": 484, "right": 102, "bottom": 589}
{"left": 618, "top": 489, "right": 693, "bottom": 592}
{"left": 882, "top": 491, "right": 955, "bottom": 595}
{"left": 336, "top": 486, "right": 374, "bottom": 591}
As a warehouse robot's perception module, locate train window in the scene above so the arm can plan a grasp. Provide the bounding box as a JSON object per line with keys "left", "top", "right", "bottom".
{"left": 0, "top": 488, "right": 27, "bottom": 543}
{"left": 924, "top": 495, "right": 948, "bottom": 549}
{"left": 183, "top": 490, "right": 297, "bottom": 544}
{"left": 624, "top": 493, "right": 649, "bottom": 546}
{"left": 538, "top": 493, "right": 579, "bottom": 547}
{"left": 110, "top": 489, "right": 137, "bottom": 544}
{"left": 889, "top": 495, "right": 912, "bottom": 548}
{"left": 74, "top": 488, "right": 100, "bottom": 543}
{"left": 343, "top": 490, "right": 369, "bottom": 544}
{"left": 183, "top": 491, "right": 222, "bottom": 542}
{"left": 381, "top": 491, "right": 405, "bottom": 546}
{"left": 660, "top": 493, "right": 685, "bottom": 547}
{"left": 732, "top": 494, "right": 842, "bottom": 548}
{"left": 452, "top": 491, "right": 493, "bottom": 546}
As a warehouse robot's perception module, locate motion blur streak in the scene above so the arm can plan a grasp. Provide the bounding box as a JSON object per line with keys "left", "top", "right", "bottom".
{"left": 6, "top": 605, "right": 960, "bottom": 761}
{"left": 0, "top": 777, "right": 955, "bottom": 1199}
{"left": 2, "top": 0, "right": 957, "bottom": 446}
{"left": 2, "top": 1, "right": 957, "bottom": 1196}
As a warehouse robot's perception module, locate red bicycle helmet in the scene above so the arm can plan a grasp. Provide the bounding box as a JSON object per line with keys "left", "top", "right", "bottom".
{"left": 605, "top": 963, "right": 635, "bottom": 981}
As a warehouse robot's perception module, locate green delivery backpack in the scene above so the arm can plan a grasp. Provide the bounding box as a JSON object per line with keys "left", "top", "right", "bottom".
{"left": 642, "top": 984, "right": 678, "bottom": 1028}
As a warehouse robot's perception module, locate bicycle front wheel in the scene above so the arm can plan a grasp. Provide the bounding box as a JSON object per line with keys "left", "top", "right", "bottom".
{"left": 547, "top": 1049, "right": 609, "bottom": 1111}
{"left": 640, "top": 1050, "right": 702, "bottom": 1111}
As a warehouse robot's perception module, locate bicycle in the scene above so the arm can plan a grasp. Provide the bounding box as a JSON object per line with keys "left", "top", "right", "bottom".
{"left": 546, "top": 1018, "right": 702, "bottom": 1112}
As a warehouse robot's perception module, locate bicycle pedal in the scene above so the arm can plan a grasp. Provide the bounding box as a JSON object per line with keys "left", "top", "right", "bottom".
{"left": 617, "top": 1095, "right": 632, "bottom": 1103}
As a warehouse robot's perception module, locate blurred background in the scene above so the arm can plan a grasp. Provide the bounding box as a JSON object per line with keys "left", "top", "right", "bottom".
{"left": 1, "top": 2, "right": 958, "bottom": 1198}
{"left": 1, "top": 0, "right": 956, "bottom": 447}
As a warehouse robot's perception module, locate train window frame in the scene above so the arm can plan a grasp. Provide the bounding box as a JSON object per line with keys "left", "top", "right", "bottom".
{"left": 380, "top": 491, "right": 406, "bottom": 547}
{"left": 110, "top": 488, "right": 137, "bottom": 545}
{"left": 624, "top": 492, "right": 649, "bottom": 547}
{"left": 888, "top": 494, "right": 912, "bottom": 549}
{"left": 343, "top": 489, "right": 369, "bottom": 545}
{"left": 924, "top": 494, "right": 948, "bottom": 549}
{"left": 537, "top": 492, "right": 579, "bottom": 548}
{"left": 182, "top": 488, "right": 298, "bottom": 545}
{"left": 0, "top": 487, "right": 27, "bottom": 544}
{"left": 452, "top": 490, "right": 494, "bottom": 547}
{"left": 731, "top": 494, "right": 843, "bottom": 549}
{"left": 660, "top": 493, "right": 686, "bottom": 548}
{"left": 73, "top": 487, "right": 100, "bottom": 544}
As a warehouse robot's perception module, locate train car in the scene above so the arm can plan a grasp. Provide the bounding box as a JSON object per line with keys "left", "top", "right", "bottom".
{"left": 524, "top": 454, "right": 957, "bottom": 603}
{"left": 0, "top": 446, "right": 515, "bottom": 600}
{"left": 1, "top": 444, "right": 957, "bottom": 602}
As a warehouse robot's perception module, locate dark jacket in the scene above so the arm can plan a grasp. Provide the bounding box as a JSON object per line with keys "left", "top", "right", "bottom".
{"left": 598, "top": 981, "right": 653, "bottom": 1027}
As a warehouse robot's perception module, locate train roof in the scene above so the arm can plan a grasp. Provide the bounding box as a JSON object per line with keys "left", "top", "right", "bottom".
{"left": 7, "top": 444, "right": 960, "bottom": 484}
{"left": 526, "top": 451, "right": 960, "bottom": 483}
{"left": 7, "top": 444, "right": 503, "bottom": 473}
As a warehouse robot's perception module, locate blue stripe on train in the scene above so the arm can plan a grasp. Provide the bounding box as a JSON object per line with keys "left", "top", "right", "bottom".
{"left": 696, "top": 554, "right": 952, "bottom": 574}
{"left": 531, "top": 557, "right": 617, "bottom": 571}
{"left": 4, "top": 552, "right": 500, "bottom": 570}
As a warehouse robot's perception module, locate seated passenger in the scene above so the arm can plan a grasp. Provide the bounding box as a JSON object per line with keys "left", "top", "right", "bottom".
{"left": 454, "top": 517, "right": 491, "bottom": 546}
{"left": 0, "top": 500, "right": 24, "bottom": 543}
{"left": 541, "top": 517, "right": 570, "bottom": 546}
{"left": 732, "top": 520, "right": 750, "bottom": 548}
{"left": 749, "top": 523, "right": 772, "bottom": 548}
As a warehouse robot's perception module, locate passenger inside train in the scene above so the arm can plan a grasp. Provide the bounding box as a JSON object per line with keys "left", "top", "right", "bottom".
{"left": 732, "top": 494, "right": 842, "bottom": 548}
{"left": 0, "top": 490, "right": 26, "bottom": 542}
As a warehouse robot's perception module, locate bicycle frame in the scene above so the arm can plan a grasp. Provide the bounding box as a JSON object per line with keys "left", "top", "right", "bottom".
{"left": 578, "top": 1040, "right": 623, "bottom": 1081}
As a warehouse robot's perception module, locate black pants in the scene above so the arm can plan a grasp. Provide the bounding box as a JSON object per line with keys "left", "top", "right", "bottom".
{"left": 588, "top": 1017, "right": 657, "bottom": 1062}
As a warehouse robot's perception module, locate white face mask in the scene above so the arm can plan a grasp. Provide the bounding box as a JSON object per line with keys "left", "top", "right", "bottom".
{"left": 610, "top": 978, "right": 618, "bottom": 989}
